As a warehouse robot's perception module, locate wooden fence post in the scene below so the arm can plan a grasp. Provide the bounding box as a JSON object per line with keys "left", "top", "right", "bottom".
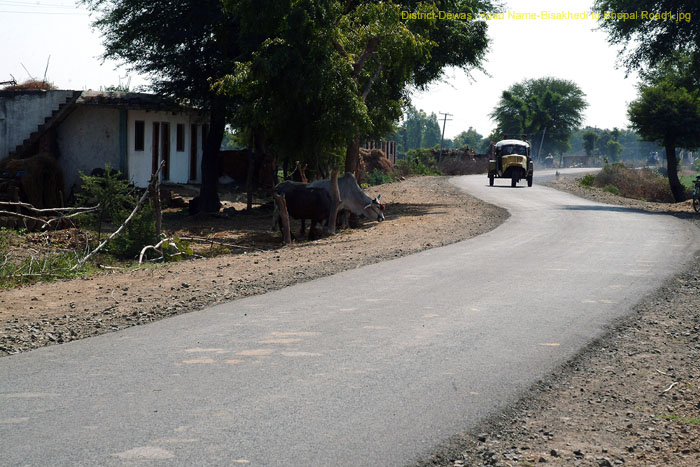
{"left": 326, "top": 169, "right": 341, "bottom": 235}
{"left": 272, "top": 192, "right": 292, "bottom": 244}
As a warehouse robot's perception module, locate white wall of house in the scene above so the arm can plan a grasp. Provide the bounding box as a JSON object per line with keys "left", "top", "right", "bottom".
{"left": 0, "top": 90, "right": 74, "bottom": 158}
{"left": 57, "top": 106, "right": 121, "bottom": 193}
{"left": 127, "top": 109, "right": 205, "bottom": 188}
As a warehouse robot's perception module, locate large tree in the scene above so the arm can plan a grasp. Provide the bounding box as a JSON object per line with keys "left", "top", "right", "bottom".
{"left": 216, "top": 0, "right": 366, "bottom": 178}
{"left": 490, "top": 77, "right": 587, "bottom": 158}
{"left": 628, "top": 80, "right": 700, "bottom": 201}
{"left": 83, "top": 0, "right": 253, "bottom": 212}
{"left": 593, "top": 0, "right": 700, "bottom": 74}
{"left": 453, "top": 127, "right": 483, "bottom": 150}
{"left": 337, "top": 1, "right": 496, "bottom": 174}
{"left": 582, "top": 130, "right": 598, "bottom": 156}
{"left": 220, "top": 1, "right": 496, "bottom": 176}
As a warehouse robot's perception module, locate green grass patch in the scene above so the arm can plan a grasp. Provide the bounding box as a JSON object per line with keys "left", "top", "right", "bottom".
{"left": 0, "top": 252, "right": 95, "bottom": 289}
{"left": 680, "top": 175, "right": 699, "bottom": 190}
{"left": 663, "top": 414, "right": 700, "bottom": 426}
{"left": 603, "top": 184, "right": 620, "bottom": 195}
{"left": 579, "top": 173, "right": 595, "bottom": 187}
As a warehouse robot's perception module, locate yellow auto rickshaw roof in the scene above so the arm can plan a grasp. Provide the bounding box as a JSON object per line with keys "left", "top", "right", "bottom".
{"left": 495, "top": 139, "right": 530, "bottom": 148}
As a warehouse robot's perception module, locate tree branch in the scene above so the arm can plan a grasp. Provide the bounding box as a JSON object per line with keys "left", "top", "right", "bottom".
{"left": 72, "top": 161, "right": 165, "bottom": 270}
{"left": 361, "top": 60, "right": 383, "bottom": 101}
{"left": 352, "top": 37, "right": 379, "bottom": 77}
{"left": 332, "top": 38, "right": 349, "bottom": 59}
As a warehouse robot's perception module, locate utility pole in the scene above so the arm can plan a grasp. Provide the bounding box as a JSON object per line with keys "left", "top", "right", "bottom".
{"left": 438, "top": 111, "right": 453, "bottom": 162}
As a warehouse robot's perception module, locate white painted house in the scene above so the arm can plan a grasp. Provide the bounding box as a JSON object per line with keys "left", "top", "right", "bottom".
{"left": 0, "top": 90, "right": 208, "bottom": 193}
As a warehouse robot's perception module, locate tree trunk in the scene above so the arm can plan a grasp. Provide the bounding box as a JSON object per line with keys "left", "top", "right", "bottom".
{"left": 326, "top": 169, "right": 342, "bottom": 235}
{"left": 665, "top": 143, "right": 685, "bottom": 202}
{"left": 199, "top": 101, "right": 226, "bottom": 213}
{"left": 345, "top": 134, "right": 361, "bottom": 176}
{"left": 245, "top": 147, "right": 255, "bottom": 210}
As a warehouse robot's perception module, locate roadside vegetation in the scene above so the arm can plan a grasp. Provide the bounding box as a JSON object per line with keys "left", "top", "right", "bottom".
{"left": 579, "top": 162, "right": 678, "bottom": 202}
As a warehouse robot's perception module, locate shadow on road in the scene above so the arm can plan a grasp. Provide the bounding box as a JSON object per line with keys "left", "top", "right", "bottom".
{"left": 560, "top": 204, "right": 699, "bottom": 221}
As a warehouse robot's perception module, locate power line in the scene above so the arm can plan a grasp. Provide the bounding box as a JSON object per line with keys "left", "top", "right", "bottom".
{"left": 0, "top": 0, "right": 81, "bottom": 7}
{"left": 0, "top": 9, "right": 87, "bottom": 15}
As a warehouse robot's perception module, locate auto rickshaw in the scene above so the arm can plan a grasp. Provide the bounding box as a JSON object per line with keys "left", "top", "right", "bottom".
{"left": 488, "top": 139, "right": 534, "bottom": 187}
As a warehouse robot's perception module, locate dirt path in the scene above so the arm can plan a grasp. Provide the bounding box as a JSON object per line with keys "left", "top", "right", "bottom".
{"left": 0, "top": 176, "right": 507, "bottom": 356}
{"left": 440, "top": 175, "right": 700, "bottom": 467}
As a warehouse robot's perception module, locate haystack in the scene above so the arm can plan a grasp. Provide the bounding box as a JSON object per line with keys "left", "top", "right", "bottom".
{"left": 358, "top": 148, "right": 393, "bottom": 184}
{"left": 2, "top": 80, "right": 56, "bottom": 91}
{"left": 0, "top": 153, "right": 65, "bottom": 208}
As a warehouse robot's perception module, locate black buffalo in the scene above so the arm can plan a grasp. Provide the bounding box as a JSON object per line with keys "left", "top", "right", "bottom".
{"left": 273, "top": 181, "right": 331, "bottom": 240}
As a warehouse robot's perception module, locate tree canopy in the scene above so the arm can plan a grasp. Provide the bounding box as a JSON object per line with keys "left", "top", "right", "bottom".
{"left": 582, "top": 130, "right": 598, "bottom": 156}
{"left": 453, "top": 127, "right": 484, "bottom": 150}
{"left": 490, "top": 77, "right": 587, "bottom": 157}
{"left": 217, "top": 0, "right": 497, "bottom": 174}
{"left": 628, "top": 80, "right": 700, "bottom": 200}
{"left": 593, "top": 0, "right": 700, "bottom": 74}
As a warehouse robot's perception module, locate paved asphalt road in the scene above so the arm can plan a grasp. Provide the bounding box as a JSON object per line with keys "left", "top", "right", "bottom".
{"left": 2, "top": 169, "right": 698, "bottom": 467}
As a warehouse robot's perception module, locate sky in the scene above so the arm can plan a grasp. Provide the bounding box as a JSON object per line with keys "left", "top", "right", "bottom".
{"left": 0, "top": 0, "right": 640, "bottom": 139}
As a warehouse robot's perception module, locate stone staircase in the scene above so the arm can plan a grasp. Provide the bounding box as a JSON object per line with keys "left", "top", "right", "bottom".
{"left": 8, "top": 90, "right": 82, "bottom": 159}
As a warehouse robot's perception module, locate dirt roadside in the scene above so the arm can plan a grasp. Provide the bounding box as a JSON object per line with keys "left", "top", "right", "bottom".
{"left": 0, "top": 176, "right": 508, "bottom": 356}
{"left": 435, "top": 175, "right": 700, "bottom": 467}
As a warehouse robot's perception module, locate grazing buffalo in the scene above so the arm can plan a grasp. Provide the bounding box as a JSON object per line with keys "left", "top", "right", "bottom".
{"left": 309, "top": 172, "right": 385, "bottom": 227}
{"left": 273, "top": 180, "right": 331, "bottom": 240}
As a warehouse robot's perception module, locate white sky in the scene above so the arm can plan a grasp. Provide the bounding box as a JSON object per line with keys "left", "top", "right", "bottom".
{"left": 0, "top": 0, "right": 639, "bottom": 139}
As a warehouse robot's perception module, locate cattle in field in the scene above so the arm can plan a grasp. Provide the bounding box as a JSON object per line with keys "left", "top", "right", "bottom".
{"left": 272, "top": 180, "right": 331, "bottom": 240}
{"left": 308, "top": 172, "right": 384, "bottom": 227}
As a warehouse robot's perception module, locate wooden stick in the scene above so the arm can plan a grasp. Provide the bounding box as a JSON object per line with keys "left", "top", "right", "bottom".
{"left": 139, "top": 237, "right": 172, "bottom": 264}
{"left": 326, "top": 168, "right": 341, "bottom": 235}
{"left": 176, "top": 236, "right": 264, "bottom": 251}
{"left": 72, "top": 161, "right": 165, "bottom": 271}
{"left": 272, "top": 192, "right": 292, "bottom": 244}
{"left": 0, "top": 201, "right": 99, "bottom": 213}
{"left": 296, "top": 161, "right": 308, "bottom": 183}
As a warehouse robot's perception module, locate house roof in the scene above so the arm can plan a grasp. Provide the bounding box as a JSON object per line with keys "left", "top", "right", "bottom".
{"left": 76, "top": 91, "right": 202, "bottom": 113}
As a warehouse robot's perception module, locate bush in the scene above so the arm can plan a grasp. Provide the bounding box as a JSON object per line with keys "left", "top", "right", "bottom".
{"left": 76, "top": 165, "right": 158, "bottom": 259}
{"left": 603, "top": 184, "right": 620, "bottom": 195}
{"left": 394, "top": 155, "right": 441, "bottom": 177}
{"left": 108, "top": 201, "right": 158, "bottom": 259}
{"left": 593, "top": 163, "right": 674, "bottom": 202}
{"left": 76, "top": 165, "right": 133, "bottom": 241}
{"left": 367, "top": 168, "right": 394, "bottom": 186}
{"left": 579, "top": 174, "right": 595, "bottom": 187}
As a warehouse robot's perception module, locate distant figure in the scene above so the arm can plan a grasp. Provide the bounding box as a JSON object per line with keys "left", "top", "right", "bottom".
{"left": 544, "top": 153, "right": 555, "bottom": 169}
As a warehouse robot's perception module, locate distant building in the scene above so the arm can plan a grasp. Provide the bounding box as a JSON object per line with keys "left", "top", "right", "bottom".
{"left": 0, "top": 89, "right": 208, "bottom": 192}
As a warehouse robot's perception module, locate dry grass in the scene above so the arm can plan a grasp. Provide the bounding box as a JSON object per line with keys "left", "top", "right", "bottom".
{"left": 2, "top": 80, "right": 56, "bottom": 91}
{"left": 593, "top": 163, "right": 674, "bottom": 202}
